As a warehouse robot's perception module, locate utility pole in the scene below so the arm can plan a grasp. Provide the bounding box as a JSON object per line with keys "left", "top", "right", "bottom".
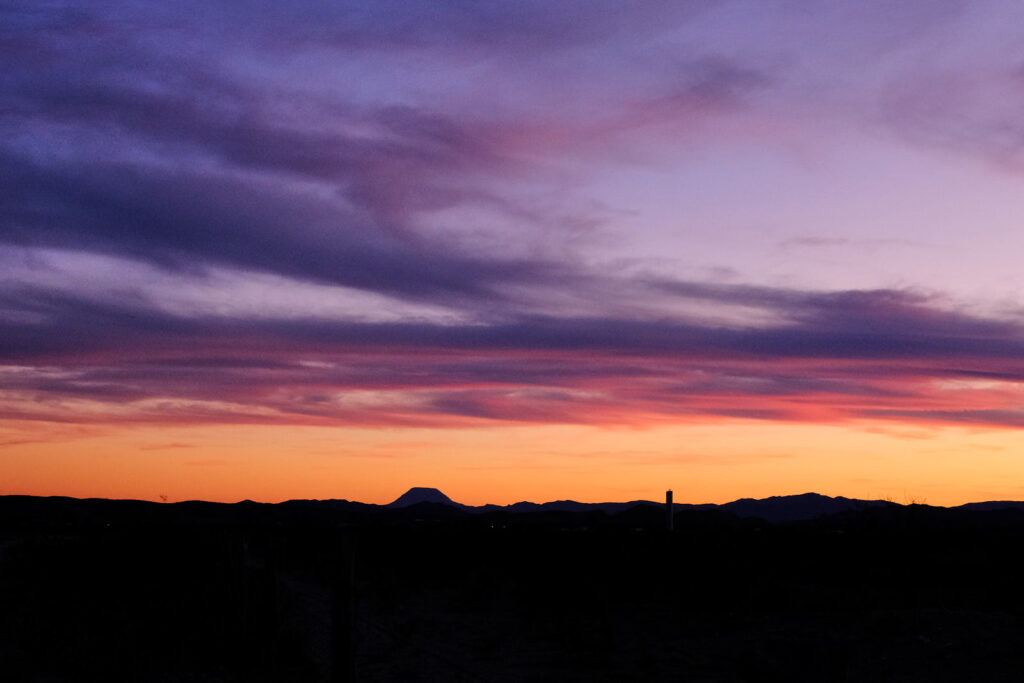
{"left": 666, "top": 490, "right": 674, "bottom": 532}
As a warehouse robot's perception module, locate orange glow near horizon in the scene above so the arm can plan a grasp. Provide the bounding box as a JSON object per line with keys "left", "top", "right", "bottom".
{"left": 4, "top": 418, "right": 1024, "bottom": 507}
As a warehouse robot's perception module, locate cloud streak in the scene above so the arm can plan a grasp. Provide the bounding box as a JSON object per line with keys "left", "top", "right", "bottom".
{"left": 5, "top": 0, "right": 1024, "bottom": 437}
{"left": 3, "top": 278, "right": 1024, "bottom": 428}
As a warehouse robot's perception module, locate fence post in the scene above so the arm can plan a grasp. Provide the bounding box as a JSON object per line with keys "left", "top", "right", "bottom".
{"left": 332, "top": 531, "right": 356, "bottom": 683}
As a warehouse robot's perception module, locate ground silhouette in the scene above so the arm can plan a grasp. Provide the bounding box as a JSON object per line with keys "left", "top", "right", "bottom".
{"left": 4, "top": 492, "right": 1024, "bottom": 681}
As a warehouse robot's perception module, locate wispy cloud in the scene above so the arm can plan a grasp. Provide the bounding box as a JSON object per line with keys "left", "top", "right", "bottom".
{"left": 3, "top": 275, "right": 1024, "bottom": 427}
{"left": 139, "top": 442, "right": 195, "bottom": 451}
{"left": 4, "top": 0, "right": 1024, "bottom": 436}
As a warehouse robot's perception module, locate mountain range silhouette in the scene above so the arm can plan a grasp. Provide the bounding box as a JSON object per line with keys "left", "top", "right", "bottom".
{"left": 387, "top": 487, "right": 459, "bottom": 508}
{"left": 5, "top": 490, "right": 1024, "bottom": 528}
{"left": 383, "top": 488, "right": 1024, "bottom": 523}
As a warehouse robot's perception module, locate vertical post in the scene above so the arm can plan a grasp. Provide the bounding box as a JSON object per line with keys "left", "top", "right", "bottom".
{"left": 666, "top": 490, "right": 674, "bottom": 532}
{"left": 267, "top": 534, "right": 281, "bottom": 676}
{"left": 332, "top": 532, "right": 356, "bottom": 683}
{"left": 230, "top": 534, "right": 248, "bottom": 677}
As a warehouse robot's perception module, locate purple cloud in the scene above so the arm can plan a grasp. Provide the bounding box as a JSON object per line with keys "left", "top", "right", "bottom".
{"left": 2, "top": 276, "right": 1024, "bottom": 427}
{"left": 4, "top": 0, "right": 1024, "bottom": 434}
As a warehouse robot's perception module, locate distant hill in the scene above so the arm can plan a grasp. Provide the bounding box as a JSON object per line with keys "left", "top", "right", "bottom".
{"left": 388, "top": 487, "right": 460, "bottom": 508}
{"left": 720, "top": 492, "right": 892, "bottom": 523}
{"left": 479, "top": 499, "right": 660, "bottom": 514}
{"left": 954, "top": 499, "right": 1024, "bottom": 509}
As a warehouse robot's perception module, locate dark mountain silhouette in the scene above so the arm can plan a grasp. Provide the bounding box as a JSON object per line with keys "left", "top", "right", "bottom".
{"left": 291, "top": 489, "right": 1019, "bottom": 524}
{"left": 483, "top": 492, "right": 895, "bottom": 522}
{"left": 719, "top": 492, "right": 892, "bottom": 523}
{"left": 1, "top": 491, "right": 994, "bottom": 527}
{"left": 956, "top": 500, "right": 1024, "bottom": 512}
{"left": 376, "top": 489, "right": 901, "bottom": 523}
{"left": 478, "top": 499, "right": 659, "bottom": 514}
{"left": 387, "top": 487, "right": 460, "bottom": 508}
{"left": 474, "top": 492, "right": 889, "bottom": 524}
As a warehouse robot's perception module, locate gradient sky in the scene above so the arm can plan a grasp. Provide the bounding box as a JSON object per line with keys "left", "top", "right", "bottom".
{"left": 5, "top": 1, "right": 1024, "bottom": 506}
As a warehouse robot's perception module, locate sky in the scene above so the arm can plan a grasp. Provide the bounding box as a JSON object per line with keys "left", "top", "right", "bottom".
{"left": 5, "top": 1, "right": 1024, "bottom": 506}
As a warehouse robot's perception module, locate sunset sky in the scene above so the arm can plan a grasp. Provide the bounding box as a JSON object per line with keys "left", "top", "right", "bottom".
{"left": 6, "top": 1, "right": 1024, "bottom": 506}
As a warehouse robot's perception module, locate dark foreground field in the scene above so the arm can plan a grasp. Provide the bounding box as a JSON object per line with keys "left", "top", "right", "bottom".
{"left": 3, "top": 496, "right": 1024, "bottom": 682}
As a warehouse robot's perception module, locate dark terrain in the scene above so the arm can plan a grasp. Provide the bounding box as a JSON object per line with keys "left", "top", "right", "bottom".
{"left": 3, "top": 492, "right": 1024, "bottom": 682}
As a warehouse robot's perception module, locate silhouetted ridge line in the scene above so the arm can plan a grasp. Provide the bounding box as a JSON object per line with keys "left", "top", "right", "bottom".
{"left": 10, "top": 493, "right": 1024, "bottom": 526}
{"left": 719, "top": 492, "right": 893, "bottom": 523}
{"left": 955, "top": 500, "right": 1024, "bottom": 512}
